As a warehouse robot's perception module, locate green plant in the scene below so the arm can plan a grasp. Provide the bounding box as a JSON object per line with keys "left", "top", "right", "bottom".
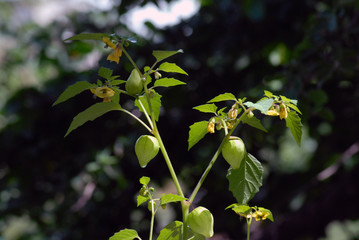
{"left": 53, "top": 32, "right": 303, "bottom": 239}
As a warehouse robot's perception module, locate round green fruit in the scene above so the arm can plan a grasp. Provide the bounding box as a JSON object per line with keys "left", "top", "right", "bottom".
{"left": 125, "top": 69, "right": 143, "bottom": 95}
{"left": 222, "top": 137, "right": 246, "bottom": 169}
{"left": 135, "top": 135, "right": 160, "bottom": 168}
{"left": 187, "top": 206, "right": 214, "bottom": 238}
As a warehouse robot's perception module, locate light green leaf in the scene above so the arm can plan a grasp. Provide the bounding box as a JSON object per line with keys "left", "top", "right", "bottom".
{"left": 193, "top": 104, "right": 217, "bottom": 114}
{"left": 207, "top": 93, "right": 237, "bottom": 103}
{"left": 152, "top": 49, "right": 183, "bottom": 62}
{"left": 111, "top": 79, "right": 126, "bottom": 86}
{"left": 137, "top": 195, "right": 149, "bottom": 207}
{"left": 158, "top": 62, "right": 188, "bottom": 75}
{"left": 64, "top": 32, "right": 109, "bottom": 41}
{"left": 109, "top": 229, "right": 140, "bottom": 240}
{"left": 157, "top": 221, "right": 205, "bottom": 240}
{"left": 154, "top": 78, "right": 186, "bottom": 87}
{"left": 227, "top": 153, "right": 263, "bottom": 204}
{"left": 135, "top": 91, "right": 162, "bottom": 122}
{"left": 53, "top": 81, "right": 96, "bottom": 106}
{"left": 139, "top": 176, "right": 150, "bottom": 185}
{"left": 285, "top": 111, "right": 303, "bottom": 146}
{"left": 244, "top": 98, "right": 274, "bottom": 113}
{"left": 228, "top": 204, "right": 252, "bottom": 216}
{"left": 258, "top": 207, "right": 274, "bottom": 222}
{"left": 287, "top": 103, "right": 302, "bottom": 114}
{"left": 160, "top": 193, "right": 187, "bottom": 205}
{"left": 65, "top": 102, "right": 122, "bottom": 137}
{"left": 98, "top": 67, "right": 113, "bottom": 79}
{"left": 241, "top": 114, "right": 267, "bottom": 132}
{"left": 188, "top": 121, "right": 209, "bottom": 150}
{"left": 264, "top": 90, "right": 275, "bottom": 98}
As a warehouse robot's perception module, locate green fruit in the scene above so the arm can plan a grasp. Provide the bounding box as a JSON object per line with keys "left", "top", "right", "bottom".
{"left": 187, "top": 206, "right": 214, "bottom": 238}
{"left": 222, "top": 136, "right": 246, "bottom": 169}
{"left": 125, "top": 69, "right": 143, "bottom": 95}
{"left": 135, "top": 135, "right": 160, "bottom": 168}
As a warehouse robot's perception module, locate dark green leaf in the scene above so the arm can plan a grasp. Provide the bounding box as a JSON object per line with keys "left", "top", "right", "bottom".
{"left": 65, "top": 102, "right": 122, "bottom": 137}
{"left": 134, "top": 92, "right": 162, "bottom": 122}
{"left": 241, "top": 114, "right": 267, "bottom": 132}
{"left": 154, "top": 78, "right": 186, "bottom": 87}
{"left": 98, "top": 67, "right": 113, "bottom": 79}
{"left": 285, "top": 111, "right": 303, "bottom": 146}
{"left": 53, "top": 81, "right": 96, "bottom": 106}
{"left": 188, "top": 121, "right": 209, "bottom": 150}
{"left": 227, "top": 153, "right": 263, "bottom": 204}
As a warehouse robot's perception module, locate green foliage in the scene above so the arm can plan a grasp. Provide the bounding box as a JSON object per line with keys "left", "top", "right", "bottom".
{"left": 285, "top": 111, "right": 303, "bottom": 146}
{"left": 134, "top": 92, "right": 162, "bottom": 122}
{"left": 152, "top": 50, "right": 183, "bottom": 62}
{"left": 109, "top": 229, "right": 141, "bottom": 240}
{"left": 157, "top": 221, "right": 205, "bottom": 240}
{"left": 227, "top": 153, "right": 263, "bottom": 204}
{"left": 64, "top": 32, "right": 110, "bottom": 41}
{"left": 244, "top": 98, "right": 274, "bottom": 113}
{"left": 207, "top": 93, "right": 237, "bottom": 103}
{"left": 154, "top": 78, "right": 186, "bottom": 88}
{"left": 158, "top": 62, "right": 188, "bottom": 75}
{"left": 240, "top": 114, "right": 268, "bottom": 132}
{"left": 187, "top": 121, "right": 209, "bottom": 150}
{"left": 192, "top": 104, "right": 217, "bottom": 114}
{"left": 160, "top": 193, "right": 187, "bottom": 205}
{"left": 52, "top": 81, "right": 96, "bottom": 106}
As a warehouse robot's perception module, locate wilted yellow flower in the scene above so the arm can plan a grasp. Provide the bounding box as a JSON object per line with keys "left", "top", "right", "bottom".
{"left": 228, "top": 107, "right": 238, "bottom": 119}
{"left": 102, "top": 37, "right": 122, "bottom": 64}
{"left": 91, "top": 86, "right": 115, "bottom": 102}
{"left": 252, "top": 210, "right": 270, "bottom": 221}
{"left": 266, "top": 104, "right": 279, "bottom": 116}
{"left": 207, "top": 121, "right": 215, "bottom": 134}
{"left": 279, "top": 102, "right": 288, "bottom": 120}
{"left": 102, "top": 37, "right": 116, "bottom": 49}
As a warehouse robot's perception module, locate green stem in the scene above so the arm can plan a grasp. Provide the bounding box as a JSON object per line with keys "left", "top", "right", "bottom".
{"left": 247, "top": 217, "right": 252, "bottom": 240}
{"left": 149, "top": 200, "right": 155, "bottom": 240}
{"left": 119, "top": 108, "right": 152, "bottom": 133}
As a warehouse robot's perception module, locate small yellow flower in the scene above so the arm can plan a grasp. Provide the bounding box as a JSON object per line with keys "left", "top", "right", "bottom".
{"left": 207, "top": 121, "right": 215, "bottom": 134}
{"left": 266, "top": 105, "right": 279, "bottom": 116}
{"left": 91, "top": 86, "right": 115, "bottom": 102}
{"left": 252, "top": 210, "right": 270, "bottom": 221}
{"left": 279, "top": 102, "right": 288, "bottom": 120}
{"left": 102, "top": 37, "right": 116, "bottom": 49}
{"left": 228, "top": 107, "right": 238, "bottom": 119}
{"left": 102, "top": 37, "right": 122, "bottom": 64}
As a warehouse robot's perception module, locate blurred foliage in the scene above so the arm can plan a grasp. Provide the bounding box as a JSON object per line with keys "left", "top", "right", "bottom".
{"left": 1, "top": 0, "right": 359, "bottom": 240}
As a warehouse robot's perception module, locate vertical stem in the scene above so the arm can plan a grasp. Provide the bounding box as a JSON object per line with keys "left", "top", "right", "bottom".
{"left": 247, "top": 217, "right": 252, "bottom": 240}
{"left": 149, "top": 200, "right": 155, "bottom": 240}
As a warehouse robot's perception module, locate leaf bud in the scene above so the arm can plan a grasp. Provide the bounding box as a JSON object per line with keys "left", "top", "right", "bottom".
{"left": 148, "top": 200, "right": 156, "bottom": 212}
{"left": 139, "top": 186, "right": 147, "bottom": 196}
{"left": 187, "top": 206, "right": 214, "bottom": 238}
{"left": 135, "top": 135, "right": 160, "bottom": 168}
{"left": 154, "top": 71, "right": 162, "bottom": 80}
{"left": 222, "top": 136, "right": 246, "bottom": 169}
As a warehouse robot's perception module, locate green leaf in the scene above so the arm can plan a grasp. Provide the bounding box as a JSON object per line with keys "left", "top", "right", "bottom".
{"left": 160, "top": 193, "right": 187, "bottom": 205}
{"left": 285, "top": 111, "right": 303, "bottom": 146}
{"left": 98, "top": 67, "right": 113, "bottom": 79}
{"left": 158, "top": 62, "right": 188, "bottom": 75}
{"left": 135, "top": 92, "right": 162, "bottom": 122}
{"left": 244, "top": 98, "right": 274, "bottom": 113}
{"left": 139, "top": 176, "right": 150, "bottom": 185}
{"left": 207, "top": 93, "right": 237, "bottom": 103}
{"left": 157, "top": 221, "right": 205, "bottom": 240}
{"left": 188, "top": 121, "right": 209, "bottom": 150}
{"left": 193, "top": 104, "right": 217, "bottom": 114}
{"left": 227, "top": 153, "right": 263, "bottom": 204}
{"left": 287, "top": 102, "right": 302, "bottom": 114}
{"left": 65, "top": 102, "right": 122, "bottom": 137}
{"left": 154, "top": 78, "right": 186, "bottom": 87}
{"left": 258, "top": 207, "right": 274, "bottom": 222}
{"left": 64, "top": 32, "right": 109, "bottom": 41}
{"left": 137, "top": 195, "right": 149, "bottom": 207}
{"left": 264, "top": 90, "right": 275, "bottom": 98}
{"left": 228, "top": 204, "right": 252, "bottom": 216}
{"left": 53, "top": 81, "right": 96, "bottom": 106}
{"left": 111, "top": 79, "right": 126, "bottom": 86}
{"left": 241, "top": 114, "right": 267, "bottom": 132}
{"left": 109, "top": 229, "right": 140, "bottom": 240}
{"left": 152, "top": 49, "right": 183, "bottom": 62}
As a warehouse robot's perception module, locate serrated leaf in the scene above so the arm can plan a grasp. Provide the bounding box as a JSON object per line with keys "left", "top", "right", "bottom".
{"left": 188, "top": 121, "right": 209, "bottom": 150}
{"left": 287, "top": 103, "right": 302, "bottom": 114}
{"left": 160, "top": 193, "right": 187, "bottom": 205}
{"left": 207, "top": 93, "right": 237, "bottom": 103}
{"left": 158, "top": 62, "right": 188, "bottom": 75}
{"left": 193, "top": 104, "right": 217, "bottom": 114}
{"left": 53, "top": 81, "right": 96, "bottom": 106}
{"left": 134, "top": 92, "right": 162, "bottom": 122}
{"left": 154, "top": 78, "right": 186, "bottom": 87}
{"left": 152, "top": 49, "right": 183, "bottom": 62}
{"left": 137, "top": 195, "right": 150, "bottom": 207}
{"left": 264, "top": 90, "right": 275, "bottom": 98}
{"left": 227, "top": 153, "right": 263, "bottom": 204}
{"left": 244, "top": 98, "right": 274, "bottom": 113}
{"left": 241, "top": 114, "right": 267, "bottom": 132}
{"left": 109, "top": 229, "right": 140, "bottom": 240}
{"left": 98, "top": 67, "right": 113, "bottom": 79}
{"left": 285, "top": 111, "right": 303, "bottom": 146}
{"left": 157, "top": 221, "right": 205, "bottom": 240}
{"left": 139, "top": 176, "right": 150, "bottom": 185}
{"left": 64, "top": 32, "right": 109, "bottom": 41}
{"left": 65, "top": 102, "right": 122, "bottom": 137}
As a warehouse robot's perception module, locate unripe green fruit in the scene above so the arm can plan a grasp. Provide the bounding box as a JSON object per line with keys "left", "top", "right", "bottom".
{"left": 222, "top": 137, "right": 246, "bottom": 169}
{"left": 188, "top": 206, "right": 214, "bottom": 238}
{"left": 135, "top": 135, "right": 160, "bottom": 168}
{"left": 125, "top": 69, "right": 143, "bottom": 95}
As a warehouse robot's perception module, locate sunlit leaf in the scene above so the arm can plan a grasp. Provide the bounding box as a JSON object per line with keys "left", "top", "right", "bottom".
{"left": 188, "top": 121, "right": 209, "bottom": 150}
{"left": 227, "top": 153, "right": 263, "bottom": 204}
{"left": 207, "top": 93, "right": 237, "bottom": 103}
{"left": 53, "top": 81, "right": 96, "bottom": 106}
{"left": 158, "top": 62, "right": 188, "bottom": 75}
{"left": 154, "top": 78, "right": 186, "bottom": 87}
{"left": 157, "top": 221, "right": 205, "bottom": 240}
{"left": 287, "top": 103, "right": 302, "bottom": 114}
{"left": 264, "top": 90, "right": 275, "bottom": 98}
{"left": 109, "top": 229, "right": 140, "bottom": 240}
{"left": 193, "top": 104, "right": 217, "bottom": 114}
{"left": 153, "top": 49, "right": 183, "bottom": 62}
{"left": 244, "top": 98, "right": 274, "bottom": 113}
{"left": 160, "top": 193, "right": 187, "bottom": 205}
{"left": 64, "top": 32, "right": 109, "bottom": 41}
{"left": 137, "top": 195, "right": 149, "bottom": 207}
{"left": 241, "top": 114, "right": 267, "bottom": 132}
{"left": 258, "top": 207, "right": 274, "bottom": 222}
{"left": 139, "top": 176, "right": 150, "bottom": 185}
{"left": 65, "top": 102, "right": 122, "bottom": 137}
{"left": 135, "top": 92, "right": 162, "bottom": 122}
{"left": 285, "top": 111, "right": 303, "bottom": 146}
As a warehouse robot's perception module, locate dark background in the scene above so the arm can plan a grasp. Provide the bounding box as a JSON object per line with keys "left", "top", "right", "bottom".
{"left": 1, "top": 0, "right": 359, "bottom": 239}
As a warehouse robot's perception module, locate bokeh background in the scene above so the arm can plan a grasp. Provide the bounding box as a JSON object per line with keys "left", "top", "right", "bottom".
{"left": 1, "top": 0, "right": 359, "bottom": 239}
